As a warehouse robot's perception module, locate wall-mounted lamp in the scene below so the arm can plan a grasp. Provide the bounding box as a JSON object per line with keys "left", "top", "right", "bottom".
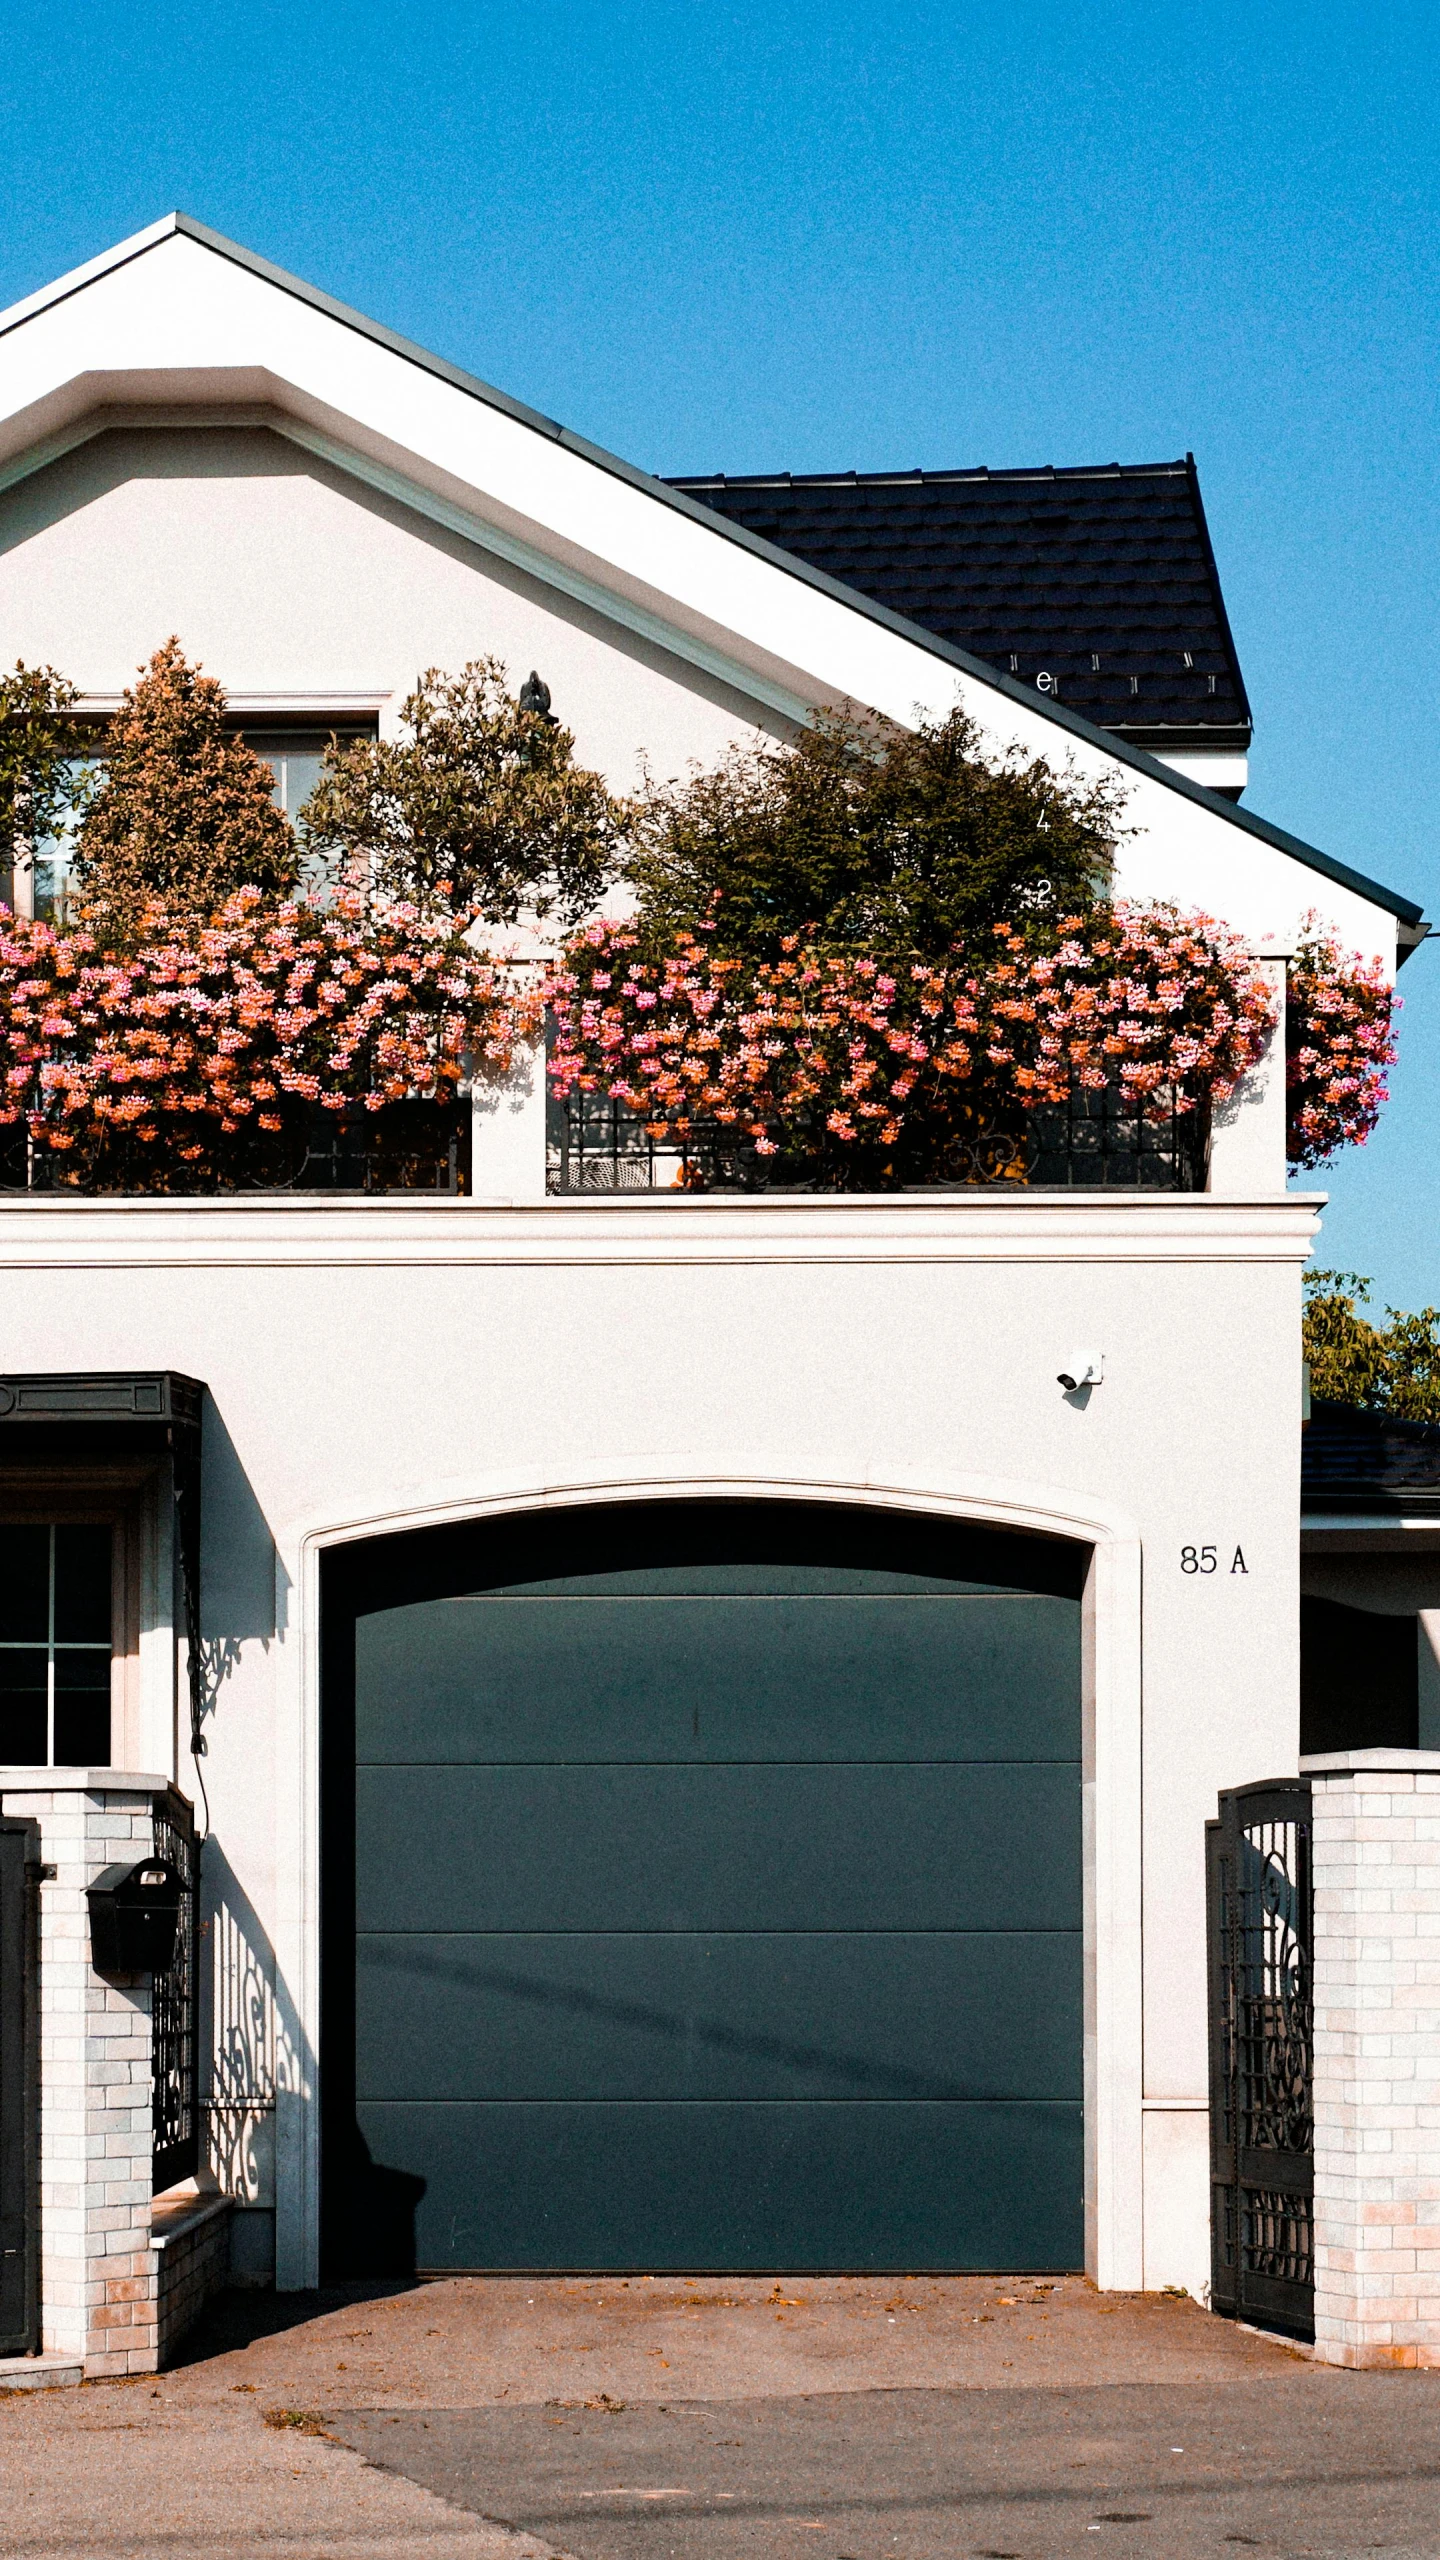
{"left": 519, "top": 670, "right": 557, "bottom": 724}
{"left": 1057, "top": 1352, "right": 1103, "bottom": 1394}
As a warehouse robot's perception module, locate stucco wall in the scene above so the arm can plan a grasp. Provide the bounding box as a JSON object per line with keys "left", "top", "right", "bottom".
{"left": 0, "top": 425, "right": 784, "bottom": 790}
{"left": 0, "top": 1191, "right": 1314, "bottom": 2298}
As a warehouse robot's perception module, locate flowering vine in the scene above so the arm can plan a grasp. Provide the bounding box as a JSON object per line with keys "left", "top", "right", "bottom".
{"left": 0, "top": 892, "right": 537, "bottom": 1185}
{"left": 0, "top": 887, "right": 1397, "bottom": 1191}
{"left": 546, "top": 903, "right": 1280, "bottom": 1185}
{"left": 1285, "top": 916, "right": 1398, "bottom": 1170}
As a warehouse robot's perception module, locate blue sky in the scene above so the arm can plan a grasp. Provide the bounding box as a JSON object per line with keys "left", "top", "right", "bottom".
{"left": 1, "top": 0, "right": 1436, "bottom": 1298}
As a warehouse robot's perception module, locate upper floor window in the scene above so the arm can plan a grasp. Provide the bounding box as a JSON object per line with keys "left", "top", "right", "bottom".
{"left": 244, "top": 728, "right": 374, "bottom": 899}
{"left": 0, "top": 1523, "right": 113, "bottom": 1766}
{"left": 14, "top": 724, "right": 376, "bottom": 922}
{"left": 243, "top": 728, "right": 373, "bottom": 824}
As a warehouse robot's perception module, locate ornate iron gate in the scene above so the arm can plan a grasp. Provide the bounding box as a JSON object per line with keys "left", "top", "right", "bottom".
{"left": 151, "top": 1788, "right": 200, "bottom": 2193}
{"left": 1207, "top": 1777, "right": 1314, "bottom": 2340}
{"left": 0, "top": 1819, "right": 38, "bottom": 2356}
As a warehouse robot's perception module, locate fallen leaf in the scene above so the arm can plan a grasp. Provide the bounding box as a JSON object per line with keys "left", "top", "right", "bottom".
{"left": 264, "top": 2410, "right": 329, "bottom": 2438}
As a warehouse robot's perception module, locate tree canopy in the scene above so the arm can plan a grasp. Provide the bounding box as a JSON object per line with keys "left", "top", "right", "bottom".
{"left": 299, "top": 659, "right": 620, "bottom": 926}
{"left": 1303, "top": 1270, "right": 1440, "bottom": 1422}
{"left": 74, "top": 639, "right": 299, "bottom": 930}
{"left": 0, "top": 661, "right": 83, "bottom": 901}
{"left": 624, "top": 704, "right": 1124, "bottom": 960}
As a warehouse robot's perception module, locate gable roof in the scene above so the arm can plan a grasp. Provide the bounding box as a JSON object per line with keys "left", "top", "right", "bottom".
{"left": 1304, "top": 1400, "right": 1440, "bottom": 1517}
{"left": 0, "top": 212, "right": 1422, "bottom": 938}
{"left": 666, "top": 460, "right": 1252, "bottom": 755}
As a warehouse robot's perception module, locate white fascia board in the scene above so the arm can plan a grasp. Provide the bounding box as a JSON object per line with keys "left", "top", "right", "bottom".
{"left": 1150, "top": 749, "right": 1249, "bottom": 793}
{"left": 0, "top": 215, "right": 180, "bottom": 336}
{"left": 0, "top": 226, "right": 1413, "bottom": 964}
{"left": 1301, "top": 1517, "right": 1440, "bottom": 1537}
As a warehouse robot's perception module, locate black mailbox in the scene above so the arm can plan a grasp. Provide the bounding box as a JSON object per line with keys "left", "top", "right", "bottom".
{"left": 86, "top": 1858, "right": 183, "bottom": 1975}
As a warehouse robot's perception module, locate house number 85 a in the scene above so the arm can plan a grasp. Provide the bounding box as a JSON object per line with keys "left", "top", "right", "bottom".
{"left": 1181, "top": 1545, "right": 1248, "bottom": 1575}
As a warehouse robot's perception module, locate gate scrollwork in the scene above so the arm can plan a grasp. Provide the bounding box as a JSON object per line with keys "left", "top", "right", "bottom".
{"left": 1207, "top": 1780, "right": 1314, "bottom": 2337}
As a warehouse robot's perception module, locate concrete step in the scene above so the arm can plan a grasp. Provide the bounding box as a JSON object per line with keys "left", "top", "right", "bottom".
{"left": 0, "top": 2352, "right": 84, "bottom": 2392}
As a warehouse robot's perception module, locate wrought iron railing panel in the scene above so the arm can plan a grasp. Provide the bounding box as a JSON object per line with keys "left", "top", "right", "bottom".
{"left": 0, "top": 1100, "right": 470, "bottom": 1196}
{"left": 1207, "top": 1778, "right": 1314, "bottom": 2339}
{"left": 151, "top": 1787, "right": 200, "bottom": 2193}
{"left": 546, "top": 1088, "right": 691, "bottom": 1192}
{"left": 1027, "top": 1083, "right": 1209, "bottom": 1191}
{"left": 546, "top": 1082, "right": 1209, "bottom": 1194}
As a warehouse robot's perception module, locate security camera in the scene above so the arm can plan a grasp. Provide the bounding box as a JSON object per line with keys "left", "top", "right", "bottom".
{"left": 1057, "top": 1353, "right": 1103, "bottom": 1393}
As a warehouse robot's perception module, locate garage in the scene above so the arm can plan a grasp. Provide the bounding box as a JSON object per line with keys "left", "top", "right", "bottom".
{"left": 322, "top": 1503, "right": 1084, "bottom": 2274}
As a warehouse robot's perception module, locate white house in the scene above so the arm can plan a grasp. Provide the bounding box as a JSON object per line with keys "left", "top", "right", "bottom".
{"left": 0, "top": 216, "right": 1428, "bottom": 2378}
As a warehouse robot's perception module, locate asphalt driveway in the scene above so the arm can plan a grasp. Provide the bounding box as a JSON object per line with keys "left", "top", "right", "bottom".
{"left": 3, "top": 2275, "right": 1440, "bottom": 2558}
{"left": 333, "top": 2375, "right": 1440, "bottom": 2559}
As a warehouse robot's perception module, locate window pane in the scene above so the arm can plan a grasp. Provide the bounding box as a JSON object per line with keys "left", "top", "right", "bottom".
{"left": 0, "top": 1526, "right": 50, "bottom": 1643}
{"left": 243, "top": 730, "right": 372, "bottom": 820}
{"left": 53, "top": 1525, "right": 111, "bottom": 1643}
{"left": 0, "top": 1649, "right": 47, "bottom": 1762}
{"left": 34, "top": 754, "right": 100, "bottom": 923}
{"left": 54, "top": 1651, "right": 111, "bottom": 1765}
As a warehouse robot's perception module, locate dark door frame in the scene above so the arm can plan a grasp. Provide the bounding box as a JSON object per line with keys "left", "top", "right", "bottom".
{"left": 0, "top": 1818, "right": 39, "bottom": 2357}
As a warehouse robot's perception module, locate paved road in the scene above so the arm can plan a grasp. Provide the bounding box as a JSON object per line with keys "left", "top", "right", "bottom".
{"left": 334, "top": 2374, "right": 1440, "bottom": 2560}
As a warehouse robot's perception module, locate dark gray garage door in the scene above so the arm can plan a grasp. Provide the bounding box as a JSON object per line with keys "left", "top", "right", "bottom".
{"left": 340, "top": 1505, "right": 1083, "bottom": 2272}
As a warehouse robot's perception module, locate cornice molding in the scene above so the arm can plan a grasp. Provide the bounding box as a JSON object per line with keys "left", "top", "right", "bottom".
{"left": 0, "top": 1190, "right": 1322, "bottom": 1270}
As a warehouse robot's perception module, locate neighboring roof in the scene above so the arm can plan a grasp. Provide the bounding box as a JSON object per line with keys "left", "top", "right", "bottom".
{"left": 0, "top": 213, "right": 1422, "bottom": 934}
{"left": 1303, "top": 1400, "right": 1440, "bottom": 1516}
{"left": 666, "top": 461, "right": 1252, "bottom": 754}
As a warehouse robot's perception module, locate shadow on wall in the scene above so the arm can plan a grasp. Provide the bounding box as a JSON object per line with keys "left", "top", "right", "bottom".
{"left": 0, "top": 424, "right": 783, "bottom": 735}
{"left": 203, "top": 1835, "right": 288, "bottom": 2204}
{"left": 200, "top": 1833, "right": 318, "bottom": 2281}
{"left": 197, "top": 1394, "right": 425, "bottom": 2282}
{"left": 196, "top": 1394, "right": 290, "bottom": 1742}
{"left": 203, "top": 1821, "right": 418, "bottom": 2293}
{"left": 192, "top": 1397, "right": 307, "bottom": 2279}
{"left": 207, "top": 1832, "right": 425, "bottom": 2281}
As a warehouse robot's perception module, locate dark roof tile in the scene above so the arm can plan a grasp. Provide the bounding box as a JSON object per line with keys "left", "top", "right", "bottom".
{"left": 1303, "top": 1401, "right": 1440, "bottom": 1515}
{"left": 666, "top": 458, "right": 1251, "bottom": 747}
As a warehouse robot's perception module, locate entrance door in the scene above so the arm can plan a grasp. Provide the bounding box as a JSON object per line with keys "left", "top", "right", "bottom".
{"left": 325, "top": 1503, "right": 1084, "bottom": 2273}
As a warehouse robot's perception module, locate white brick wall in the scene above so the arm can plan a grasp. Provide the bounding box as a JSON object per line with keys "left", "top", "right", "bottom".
{"left": 1, "top": 1777, "right": 167, "bottom": 2377}
{"left": 1310, "top": 1750, "right": 1440, "bottom": 2369}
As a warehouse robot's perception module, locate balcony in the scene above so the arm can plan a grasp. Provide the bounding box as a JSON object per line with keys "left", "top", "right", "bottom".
{"left": 545, "top": 1081, "right": 1212, "bottom": 1195}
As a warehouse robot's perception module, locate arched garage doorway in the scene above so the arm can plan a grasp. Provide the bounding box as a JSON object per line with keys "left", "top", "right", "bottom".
{"left": 320, "top": 1500, "right": 1085, "bottom": 2275}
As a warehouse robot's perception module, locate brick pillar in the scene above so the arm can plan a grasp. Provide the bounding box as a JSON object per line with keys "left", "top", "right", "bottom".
{"left": 0, "top": 1777, "right": 166, "bottom": 2377}
{"left": 1309, "top": 1749, "right": 1440, "bottom": 2368}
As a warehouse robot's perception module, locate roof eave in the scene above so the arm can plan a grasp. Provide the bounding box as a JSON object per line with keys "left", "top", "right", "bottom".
{"left": 1302, "top": 1493, "right": 1440, "bottom": 1518}
{"left": 1107, "top": 722, "right": 1254, "bottom": 748}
